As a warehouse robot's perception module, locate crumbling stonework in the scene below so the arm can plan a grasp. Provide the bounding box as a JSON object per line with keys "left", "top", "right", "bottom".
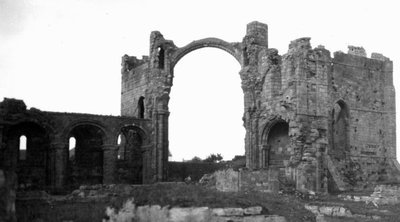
{"left": 0, "top": 98, "right": 151, "bottom": 192}
{"left": 212, "top": 168, "right": 279, "bottom": 193}
{"left": 121, "top": 21, "right": 399, "bottom": 193}
{"left": 103, "top": 199, "right": 287, "bottom": 222}
{"left": 0, "top": 22, "right": 398, "bottom": 213}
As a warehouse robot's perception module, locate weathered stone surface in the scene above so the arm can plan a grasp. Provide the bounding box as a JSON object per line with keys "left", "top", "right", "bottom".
{"left": 0, "top": 98, "right": 152, "bottom": 193}
{"left": 103, "top": 199, "right": 286, "bottom": 222}
{"left": 212, "top": 207, "right": 244, "bottom": 216}
{"left": 244, "top": 206, "right": 263, "bottom": 215}
{"left": 169, "top": 207, "right": 211, "bottom": 222}
{"left": 305, "top": 204, "right": 381, "bottom": 221}
{"left": 0, "top": 21, "right": 398, "bottom": 196}
{"left": 347, "top": 45, "right": 367, "bottom": 57}
{"left": 121, "top": 21, "right": 398, "bottom": 193}
{"left": 0, "top": 169, "right": 17, "bottom": 222}
{"left": 339, "top": 184, "right": 400, "bottom": 205}
{"left": 215, "top": 169, "right": 239, "bottom": 192}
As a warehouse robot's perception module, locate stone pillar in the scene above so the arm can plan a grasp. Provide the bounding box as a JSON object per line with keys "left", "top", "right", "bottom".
{"left": 50, "top": 142, "right": 67, "bottom": 191}
{"left": 141, "top": 144, "right": 153, "bottom": 184}
{"left": 260, "top": 145, "right": 269, "bottom": 168}
{"left": 0, "top": 169, "right": 17, "bottom": 222}
{"left": 296, "top": 143, "right": 317, "bottom": 192}
{"left": 155, "top": 109, "right": 169, "bottom": 181}
{"left": 0, "top": 126, "right": 3, "bottom": 150}
{"left": 102, "top": 144, "right": 118, "bottom": 184}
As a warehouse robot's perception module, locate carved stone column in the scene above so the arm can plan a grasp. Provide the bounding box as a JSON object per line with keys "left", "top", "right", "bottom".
{"left": 102, "top": 144, "right": 118, "bottom": 184}
{"left": 155, "top": 109, "right": 169, "bottom": 181}
{"left": 50, "top": 142, "right": 67, "bottom": 191}
{"left": 260, "top": 144, "right": 269, "bottom": 168}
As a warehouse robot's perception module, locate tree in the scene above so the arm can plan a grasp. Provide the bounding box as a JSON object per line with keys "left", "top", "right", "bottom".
{"left": 204, "top": 153, "right": 223, "bottom": 163}
{"left": 189, "top": 156, "right": 202, "bottom": 163}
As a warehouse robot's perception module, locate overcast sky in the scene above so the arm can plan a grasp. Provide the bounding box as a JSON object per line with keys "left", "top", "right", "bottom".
{"left": 0, "top": 0, "right": 399, "bottom": 161}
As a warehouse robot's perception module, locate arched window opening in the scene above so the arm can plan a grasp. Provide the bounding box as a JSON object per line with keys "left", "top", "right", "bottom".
{"left": 117, "top": 134, "right": 122, "bottom": 145}
{"left": 19, "top": 135, "right": 27, "bottom": 160}
{"left": 117, "top": 133, "right": 126, "bottom": 160}
{"left": 331, "top": 101, "right": 349, "bottom": 155}
{"left": 138, "top": 96, "right": 145, "bottom": 119}
{"left": 69, "top": 137, "right": 76, "bottom": 160}
{"left": 157, "top": 47, "right": 165, "bottom": 69}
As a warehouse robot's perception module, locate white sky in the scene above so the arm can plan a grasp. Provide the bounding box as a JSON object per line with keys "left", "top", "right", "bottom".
{"left": 0, "top": 0, "right": 399, "bottom": 161}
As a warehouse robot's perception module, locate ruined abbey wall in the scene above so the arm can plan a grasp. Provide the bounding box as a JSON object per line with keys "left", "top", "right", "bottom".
{"left": 121, "top": 21, "right": 400, "bottom": 193}
{"left": 1, "top": 24, "right": 399, "bottom": 221}
{"left": 329, "top": 51, "right": 398, "bottom": 188}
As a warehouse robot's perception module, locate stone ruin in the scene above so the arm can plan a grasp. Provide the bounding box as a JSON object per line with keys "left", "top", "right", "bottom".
{"left": 1, "top": 20, "right": 400, "bottom": 221}
{"left": 120, "top": 21, "right": 400, "bottom": 192}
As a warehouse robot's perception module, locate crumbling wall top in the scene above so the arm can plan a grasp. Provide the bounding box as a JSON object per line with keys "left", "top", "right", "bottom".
{"left": 288, "top": 37, "right": 311, "bottom": 53}
{"left": 0, "top": 98, "right": 27, "bottom": 114}
{"left": 371, "top": 52, "right": 390, "bottom": 62}
{"left": 244, "top": 21, "right": 268, "bottom": 47}
{"left": 347, "top": 46, "right": 367, "bottom": 57}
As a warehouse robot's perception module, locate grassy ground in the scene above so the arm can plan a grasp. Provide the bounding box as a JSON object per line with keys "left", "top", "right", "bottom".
{"left": 18, "top": 182, "right": 400, "bottom": 221}
{"left": 115, "top": 183, "right": 400, "bottom": 221}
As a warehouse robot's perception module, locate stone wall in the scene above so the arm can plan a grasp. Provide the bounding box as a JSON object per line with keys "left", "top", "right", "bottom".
{"left": 0, "top": 98, "right": 152, "bottom": 193}
{"left": 121, "top": 21, "right": 399, "bottom": 193}
{"left": 329, "top": 49, "right": 398, "bottom": 189}
{"left": 339, "top": 184, "right": 400, "bottom": 205}
{"left": 0, "top": 169, "right": 17, "bottom": 222}
{"left": 213, "top": 169, "right": 280, "bottom": 193}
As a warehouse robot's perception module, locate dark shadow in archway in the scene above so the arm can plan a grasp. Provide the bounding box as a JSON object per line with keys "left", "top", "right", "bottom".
{"left": 116, "top": 126, "right": 144, "bottom": 184}
{"left": 330, "top": 100, "right": 350, "bottom": 158}
{"left": 5, "top": 122, "right": 51, "bottom": 190}
{"left": 67, "top": 124, "right": 104, "bottom": 188}
{"left": 261, "top": 120, "right": 295, "bottom": 189}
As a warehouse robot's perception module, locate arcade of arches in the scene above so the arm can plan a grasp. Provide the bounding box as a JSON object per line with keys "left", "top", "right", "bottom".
{"left": 0, "top": 98, "right": 150, "bottom": 194}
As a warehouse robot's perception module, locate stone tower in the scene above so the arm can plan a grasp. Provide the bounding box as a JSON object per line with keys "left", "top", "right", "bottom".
{"left": 121, "top": 21, "right": 399, "bottom": 192}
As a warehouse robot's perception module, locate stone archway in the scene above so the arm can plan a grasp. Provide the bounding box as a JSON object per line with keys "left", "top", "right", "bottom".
{"left": 5, "top": 121, "right": 51, "bottom": 190}
{"left": 121, "top": 21, "right": 270, "bottom": 182}
{"left": 67, "top": 123, "right": 106, "bottom": 188}
{"left": 115, "top": 125, "right": 147, "bottom": 184}
{"left": 260, "top": 119, "right": 294, "bottom": 189}
{"left": 168, "top": 41, "right": 244, "bottom": 161}
{"left": 170, "top": 38, "right": 243, "bottom": 69}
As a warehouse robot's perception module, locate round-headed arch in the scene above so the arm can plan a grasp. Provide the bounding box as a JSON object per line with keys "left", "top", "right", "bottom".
{"left": 114, "top": 124, "right": 149, "bottom": 146}
{"left": 62, "top": 120, "right": 108, "bottom": 144}
{"left": 170, "top": 38, "right": 242, "bottom": 69}
{"left": 332, "top": 99, "right": 350, "bottom": 118}
{"left": 261, "top": 117, "right": 289, "bottom": 144}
